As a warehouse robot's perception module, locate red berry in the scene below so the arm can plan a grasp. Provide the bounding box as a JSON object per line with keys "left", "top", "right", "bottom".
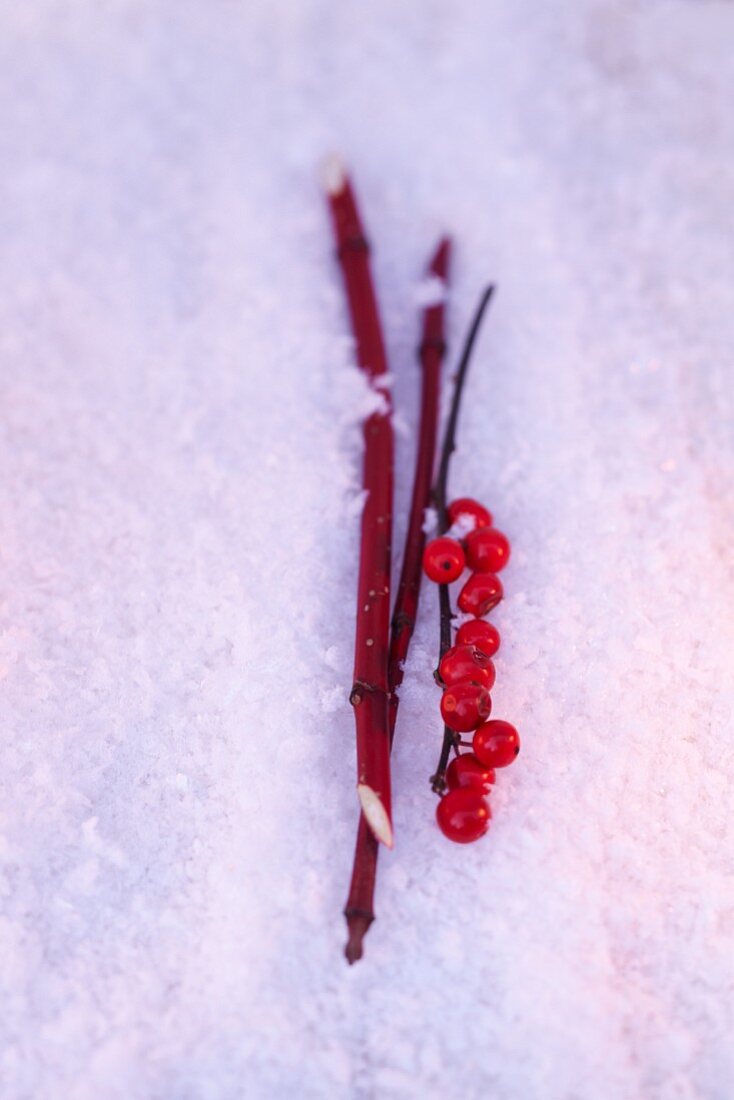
{"left": 439, "top": 645, "right": 496, "bottom": 691}
{"left": 446, "top": 753, "right": 496, "bottom": 793}
{"left": 457, "top": 572, "right": 503, "bottom": 617}
{"left": 422, "top": 537, "right": 466, "bottom": 583}
{"left": 456, "top": 619, "right": 501, "bottom": 658}
{"left": 440, "top": 680, "right": 491, "bottom": 732}
{"left": 436, "top": 788, "right": 491, "bottom": 843}
{"left": 447, "top": 497, "right": 493, "bottom": 531}
{"left": 465, "top": 527, "right": 511, "bottom": 573}
{"left": 473, "top": 720, "right": 520, "bottom": 768}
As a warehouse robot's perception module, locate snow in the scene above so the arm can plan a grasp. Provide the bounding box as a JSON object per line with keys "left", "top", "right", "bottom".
{"left": 412, "top": 275, "right": 448, "bottom": 309}
{"left": 1, "top": 1, "right": 733, "bottom": 1097}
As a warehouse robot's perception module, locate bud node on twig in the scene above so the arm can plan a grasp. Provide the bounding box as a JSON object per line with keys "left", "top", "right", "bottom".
{"left": 418, "top": 337, "right": 447, "bottom": 356}
{"left": 337, "top": 233, "right": 370, "bottom": 258}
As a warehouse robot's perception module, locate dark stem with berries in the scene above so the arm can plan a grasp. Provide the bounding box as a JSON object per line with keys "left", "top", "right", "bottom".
{"left": 430, "top": 286, "right": 495, "bottom": 793}
{"left": 344, "top": 238, "right": 451, "bottom": 965}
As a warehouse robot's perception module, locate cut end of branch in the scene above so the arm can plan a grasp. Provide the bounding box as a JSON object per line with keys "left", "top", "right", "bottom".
{"left": 321, "top": 152, "right": 347, "bottom": 195}
{"left": 344, "top": 910, "right": 374, "bottom": 964}
{"left": 429, "top": 236, "right": 452, "bottom": 281}
{"left": 357, "top": 784, "right": 394, "bottom": 848}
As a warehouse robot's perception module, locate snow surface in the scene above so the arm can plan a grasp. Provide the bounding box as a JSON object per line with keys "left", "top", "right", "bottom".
{"left": 2, "top": 2, "right": 733, "bottom": 1098}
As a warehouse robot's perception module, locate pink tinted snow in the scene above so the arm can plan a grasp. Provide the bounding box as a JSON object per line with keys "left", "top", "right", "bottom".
{"left": 1, "top": 2, "right": 733, "bottom": 1098}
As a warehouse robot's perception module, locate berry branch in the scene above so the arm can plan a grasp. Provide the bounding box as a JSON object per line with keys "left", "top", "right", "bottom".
{"left": 430, "top": 287, "right": 495, "bottom": 792}
{"left": 421, "top": 286, "right": 520, "bottom": 845}
{"left": 325, "top": 158, "right": 394, "bottom": 848}
{"left": 344, "top": 238, "right": 451, "bottom": 964}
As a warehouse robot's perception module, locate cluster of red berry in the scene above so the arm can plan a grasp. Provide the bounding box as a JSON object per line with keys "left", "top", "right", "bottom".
{"left": 422, "top": 497, "right": 520, "bottom": 844}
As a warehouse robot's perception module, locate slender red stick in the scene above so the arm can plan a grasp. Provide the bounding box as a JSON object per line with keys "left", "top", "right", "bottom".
{"left": 325, "top": 158, "right": 394, "bottom": 849}
{"left": 387, "top": 238, "right": 451, "bottom": 728}
{"left": 344, "top": 238, "right": 451, "bottom": 963}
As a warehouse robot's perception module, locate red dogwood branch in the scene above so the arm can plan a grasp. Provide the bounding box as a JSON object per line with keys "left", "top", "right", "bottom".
{"left": 344, "top": 238, "right": 451, "bottom": 963}
{"left": 388, "top": 237, "right": 451, "bottom": 725}
{"left": 325, "top": 158, "right": 394, "bottom": 849}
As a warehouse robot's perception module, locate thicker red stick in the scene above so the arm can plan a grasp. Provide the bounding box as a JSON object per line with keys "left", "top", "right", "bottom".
{"left": 344, "top": 238, "right": 451, "bottom": 963}
{"left": 325, "top": 160, "right": 394, "bottom": 849}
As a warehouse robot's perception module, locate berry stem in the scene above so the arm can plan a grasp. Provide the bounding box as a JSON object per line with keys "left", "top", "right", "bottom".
{"left": 344, "top": 237, "right": 451, "bottom": 964}
{"left": 430, "top": 285, "right": 495, "bottom": 795}
{"left": 434, "top": 285, "right": 495, "bottom": 530}
{"left": 325, "top": 159, "right": 395, "bottom": 850}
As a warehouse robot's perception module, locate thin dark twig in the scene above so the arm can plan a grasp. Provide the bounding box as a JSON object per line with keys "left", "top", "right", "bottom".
{"left": 434, "top": 285, "right": 495, "bottom": 531}
{"left": 430, "top": 285, "right": 495, "bottom": 794}
{"left": 438, "top": 584, "right": 453, "bottom": 660}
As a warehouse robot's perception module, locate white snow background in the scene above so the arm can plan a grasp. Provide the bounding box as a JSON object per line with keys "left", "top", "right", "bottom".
{"left": 1, "top": 2, "right": 733, "bottom": 1098}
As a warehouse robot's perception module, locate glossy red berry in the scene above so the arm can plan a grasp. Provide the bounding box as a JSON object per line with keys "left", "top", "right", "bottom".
{"left": 439, "top": 644, "right": 496, "bottom": 691}
{"left": 457, "top": 572, "right": 503, "bottom": 617}
{"left": 447, "top": 497, "right": 493, "bottom": 531}
{"left": 456, "top": 619, "right": 501, "bottom": 658}
{"left": 440, "top": 680, "right": 491, "bottom": 732}
{"left": 465, "top": 526, "right": 511, "bottom": 573}
{"left": 422, "top": 537, "right": 466, "bottom": 583}
{"left": 446, "top": 753, "right": 496, "bottom": 793}
{"left": 436, "top": 788, "right": 491, "bottom": 843}
{"left": 473, "top": 720, "right": 520, "bottom": 768}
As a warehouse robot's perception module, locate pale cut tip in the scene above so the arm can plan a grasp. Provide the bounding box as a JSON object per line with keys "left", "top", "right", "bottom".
{"left": 357, "top": 784, "right": 394, "bottom": 848}
{"left": 321, "top": 153, "right": 347, "bottom": 195}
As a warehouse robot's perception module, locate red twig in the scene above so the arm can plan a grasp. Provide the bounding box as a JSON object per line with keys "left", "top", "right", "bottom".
{"left": 325, "top": 158, "right": 394, "bottom": 849}
{"left": 344, "top": 238, "right": 451, "bottom": 963}
{"left": 388, "top": 238, "right": 451, "bottom": 726}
